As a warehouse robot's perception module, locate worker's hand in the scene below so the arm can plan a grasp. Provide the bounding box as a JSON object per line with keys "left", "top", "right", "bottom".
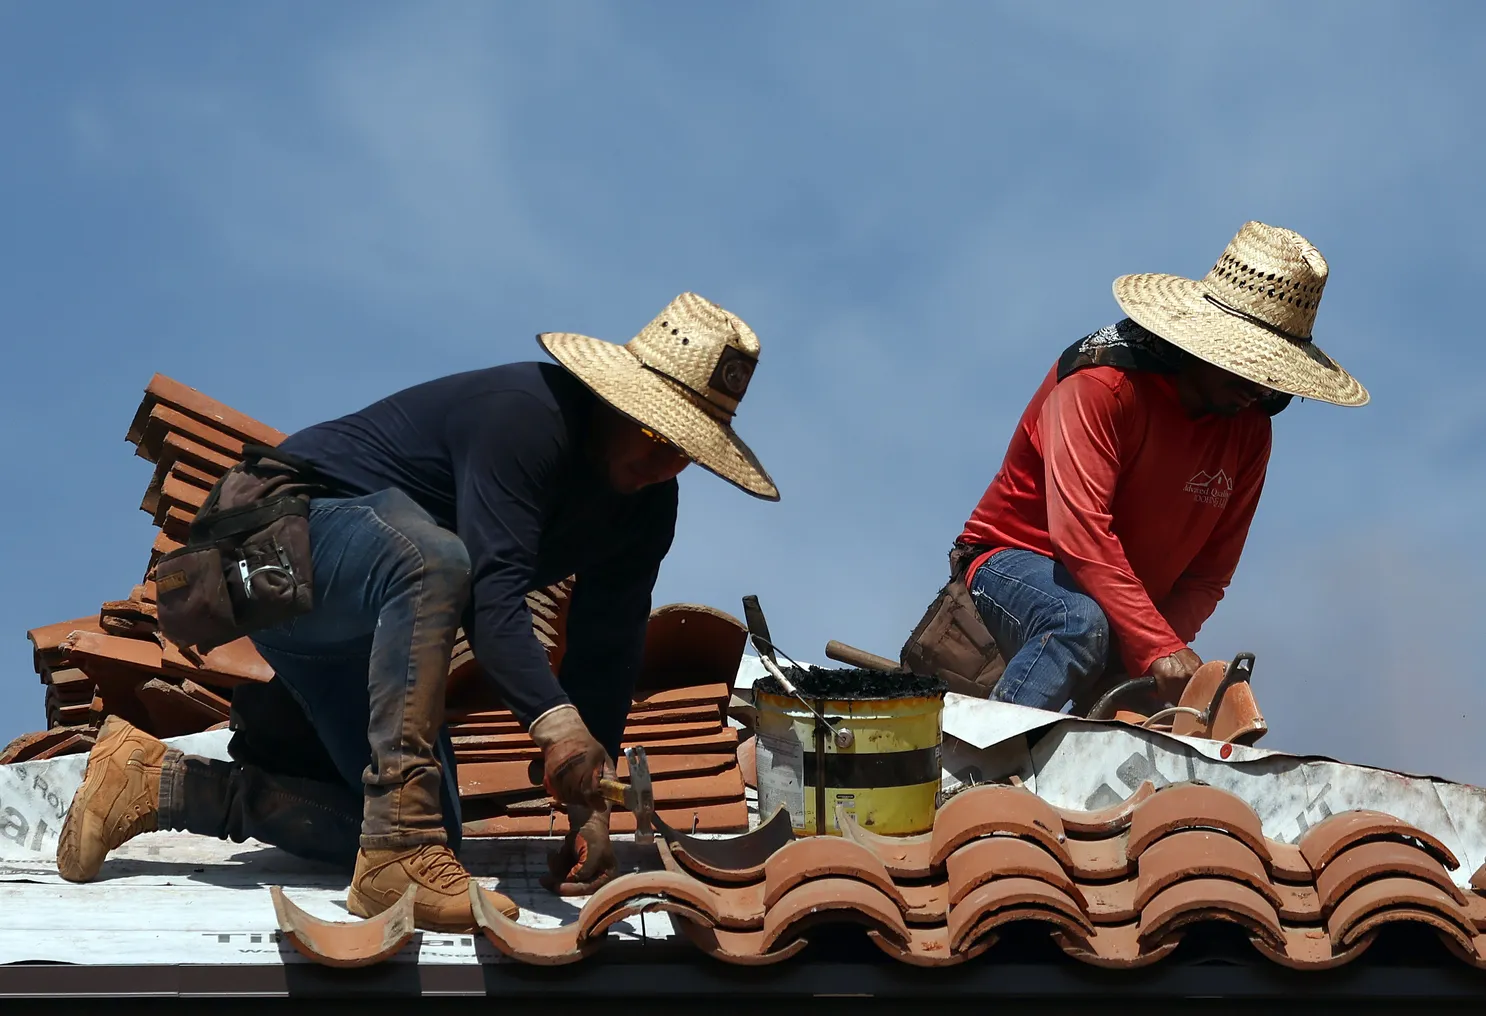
{"left": 529, "top": 704, "right": 611, "bottom": 808}
{"left": 541, "top": 800, "right": 618, "bottom": 896}
{"left": 1147, "top": 648, "right": 1203, "bottom": 704}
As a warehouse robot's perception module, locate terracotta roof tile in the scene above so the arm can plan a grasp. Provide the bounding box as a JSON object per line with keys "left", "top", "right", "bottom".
{"left": 945, "top": 835, "right": 1085, "bottom": 910}
{"left": 1138, "top": 876, "right": 1286, "bottom": 952}
{"left": 760, "top": 876, "right": 909, "bottom": 954}
{"left": 1134, "top": 829, "right": 1281, "bottom": 912}
{"left": 929, "top": 785, "right": 1070, "bottom": 868}
{"left": 1326, "top": 875, "right": 1477, "bottom": 951}
{"left": 1126, "top": 783, "right": 1271, "bottom": 867}
{"left": 270, "top": 884, "right": 415, "bottom": 968}
{"left": 948, "top": 876, "right": 1092, "bottom": 954}
{"left": 1315, "top": 839, "right": 1468, "bottom": 917}
{"left": 1300, "top": 809, "right": 1460, "bottom": 872}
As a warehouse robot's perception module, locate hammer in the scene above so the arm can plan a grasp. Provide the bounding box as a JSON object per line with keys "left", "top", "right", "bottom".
{"left": 527, "top": 746, "right": 655, "bottom": 845}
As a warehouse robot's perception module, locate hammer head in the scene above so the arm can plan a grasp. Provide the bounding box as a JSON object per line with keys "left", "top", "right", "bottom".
{"left": 624, "top": 746, "right": 655, "bottom": 845}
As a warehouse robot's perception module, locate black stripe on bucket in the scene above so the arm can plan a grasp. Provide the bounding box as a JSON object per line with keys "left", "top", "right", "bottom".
{"left": 800, "top": 746, "right": 940, "bottom": 789}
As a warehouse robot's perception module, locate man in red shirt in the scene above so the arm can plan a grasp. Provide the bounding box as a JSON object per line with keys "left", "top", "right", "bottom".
{"left": 956, "top": 222, "right": 1368, "bottom": 711}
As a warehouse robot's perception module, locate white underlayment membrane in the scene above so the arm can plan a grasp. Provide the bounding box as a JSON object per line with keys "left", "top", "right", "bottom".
{"left": 2, "top": 660, "right": 1483, "bottom": 965}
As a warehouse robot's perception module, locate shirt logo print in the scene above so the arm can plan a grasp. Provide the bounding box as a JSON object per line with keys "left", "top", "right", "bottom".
{"left": 1184, "top": 468, "right": 1233, "bottom": 508}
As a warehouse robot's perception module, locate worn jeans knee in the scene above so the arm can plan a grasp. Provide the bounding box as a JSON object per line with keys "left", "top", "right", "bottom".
{"left": 970, "top": 549, "right": 1110, "bottom": 711}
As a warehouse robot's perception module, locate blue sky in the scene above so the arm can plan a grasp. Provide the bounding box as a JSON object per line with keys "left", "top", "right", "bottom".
{"left": 2, "top": 1, "right": 1484, "bottom": 781}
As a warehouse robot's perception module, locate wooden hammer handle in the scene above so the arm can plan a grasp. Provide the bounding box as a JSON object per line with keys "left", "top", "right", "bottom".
{"left": 824, "top": 640, "right": 902, "bottom": 672}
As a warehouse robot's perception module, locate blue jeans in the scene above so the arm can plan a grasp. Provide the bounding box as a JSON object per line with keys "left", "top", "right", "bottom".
{"left": 969, "top": 549, "right": 1111, "bottom": 711}
{"left": 249, "top": 488, "right": 468, "bottom": 852}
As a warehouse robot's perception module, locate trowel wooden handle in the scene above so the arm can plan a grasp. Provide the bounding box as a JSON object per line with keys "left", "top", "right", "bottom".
{"left": 825, "top": 640, "right": 902, "bottom": 672}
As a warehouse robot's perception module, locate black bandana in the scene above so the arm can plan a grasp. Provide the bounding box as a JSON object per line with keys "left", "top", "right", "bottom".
{"left": 1056, "top": 319, "right": 1292, "bottom": 416}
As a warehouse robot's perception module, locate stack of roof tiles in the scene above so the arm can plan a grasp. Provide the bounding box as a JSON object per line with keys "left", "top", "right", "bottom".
{"left": 448, "top": 782, "right": 1486, "bottom": 970}
{"left": 2, "top": 375, "right": 750, "bottom": 835}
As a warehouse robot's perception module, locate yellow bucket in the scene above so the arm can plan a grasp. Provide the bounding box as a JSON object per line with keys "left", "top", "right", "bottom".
{"left": 754, "top": 671, "right": 944, "bottom": 837}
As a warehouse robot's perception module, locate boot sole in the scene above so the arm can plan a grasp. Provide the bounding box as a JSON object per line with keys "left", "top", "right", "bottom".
{"left": 56, "top": 741, "right": 113, "bottom": 882}
{"left": 347, "top": 886, "right": 480, "bottom": 934}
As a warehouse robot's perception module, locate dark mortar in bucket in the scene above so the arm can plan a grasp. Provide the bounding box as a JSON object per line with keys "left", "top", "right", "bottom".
{"left": 753, "top": 665, "right": 948, "bottom": 701}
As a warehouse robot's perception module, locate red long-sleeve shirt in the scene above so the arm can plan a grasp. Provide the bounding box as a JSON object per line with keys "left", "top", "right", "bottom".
{"left": 958, "top": 364, "right": 1271, "bottom": 678}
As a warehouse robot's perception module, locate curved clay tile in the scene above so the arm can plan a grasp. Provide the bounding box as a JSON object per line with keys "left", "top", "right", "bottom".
{"left": 762, "top": 836, "right": 905, "bottom": 911}
{"left": 867, "top": 924, "right": 989, "bottom": 967}
{"left": 1327, "top": 876, "right": 1477, "bottom": 950}
{"left": 930, "top": 786, "right": 1070, "bottom": 869}
{"left": 1052, "top": 923, "right": 1183, "bottom": 969}
{"left": 1267, "top": 841, "right": 1314, "bottom": 882}
{"left": 580, "top": 899, "right": 716, "bottom": 944}
{"left": 1315, "top": 840, "right": 1470, "bottom": 918}
{"left": 573, "top": 870, "right": 723, "bottom": 943}
{"left": 1299, "top": 810, "right": 1460, "bottom": 873}
{"left": 1135, "top": 829, "right": 1282, "bottom": 911}
{"left": 947, "top": 876, "right": 1093, "bottom": 954}
{"left": 945, "top": 836, "right": 1086, "bottom": 910}
{"left": 1473, "top": 861, "right": 1486, "bottom": 892}
{"left": 1138, "top": 876, "right": 1285, "bottom": 952}
{"left": 760, "top": 876, "right": 910, "bottom": 954}
{"left": 836, "top": 803, "right": 934, "bottom": 879}
{"left": 652, "top": 805, "right": 795, "bottom": 884}
{"left": 1125, "top": 784, "right": 1270, "bottom": 867}
{"left": 1062, "top": 835, "right": 1136, "bottom": 880}
{"left": 469, "top": 883, "right": 595, "bottom": 966}
{"left": 737, "top": 736, "right": 758, "bottom": 789}
{"left": 673, "top": 920, "right": 810, "bottom": 966}
{"left": 1273, "top": 882, "right": 1323, "bottom": 923}
{"left": 896, "top": 881, "right": 950, "bottom": 925}
{"left": 1052, "top": 780, "right": 1156, "bottom": 836}
{"left": 269, "top": 885, "right": 416, "bottom": 968}
{"left": 1250, "top": 924, "right": 1377, "bottom": 970}
{"left": 1080, "top": 877, "right": 1138, "bottom": 924}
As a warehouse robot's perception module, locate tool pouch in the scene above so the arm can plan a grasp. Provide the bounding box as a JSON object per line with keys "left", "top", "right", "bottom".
{"left": 898, "top": 544, "right": 1005, "bottom": 698}
{"left": 154, "top": 444, "right": 327, "bottom": 654}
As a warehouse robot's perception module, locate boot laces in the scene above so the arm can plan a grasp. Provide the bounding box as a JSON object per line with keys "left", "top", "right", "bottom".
{"left": 416, "top": 845, "right": 469, "bottom": 891}
{"left": 112, "top": 756, "right": 158, "bottom": 845}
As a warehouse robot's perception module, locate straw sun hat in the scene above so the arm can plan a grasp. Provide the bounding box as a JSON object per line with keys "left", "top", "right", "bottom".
{"left": 1113, "top": 221, "right": 1368, "bottom": 407}
{"left": 539, "top": 293, "right": 779, "bottom": 500}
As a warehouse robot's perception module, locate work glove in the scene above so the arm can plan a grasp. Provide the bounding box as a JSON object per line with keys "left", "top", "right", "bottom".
{"left": 529, "top": 703, "right": 610, "bottom": 808}
{"left": 1147, "top": 648, "right": 1203, "bottom": 704}
{"left": 541, "top": 798, "right": 618, "bottom": 897}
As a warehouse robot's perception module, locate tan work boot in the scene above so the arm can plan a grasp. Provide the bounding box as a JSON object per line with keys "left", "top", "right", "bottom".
{"left": 56, "top": 716, "right": 168, "bottom": 882}
{"left": 347, "top": 843, "right": 518, "bottom": 932}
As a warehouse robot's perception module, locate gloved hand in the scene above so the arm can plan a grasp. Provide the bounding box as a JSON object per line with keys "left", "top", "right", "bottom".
{"left": 1147, "top": 648, "right": 1203, "bottom": 704}
{"left": 541, "top": 799, "right": 618, "bottom": 896}
{"left": 529, "top": 704, "right": 610, "bottom": 808}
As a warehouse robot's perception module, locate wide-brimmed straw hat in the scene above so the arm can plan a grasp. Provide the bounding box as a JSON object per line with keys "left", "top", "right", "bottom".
{"left": 1113, "top": 221, "right": 1368, "bottom": 407}
{"left": 539, "top": 293, "right": 779, "bottom": 500}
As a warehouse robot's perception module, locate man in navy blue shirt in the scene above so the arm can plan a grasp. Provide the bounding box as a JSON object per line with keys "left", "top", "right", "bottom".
{"left": 59, "top": 294, "right": 778, "bottom": 932}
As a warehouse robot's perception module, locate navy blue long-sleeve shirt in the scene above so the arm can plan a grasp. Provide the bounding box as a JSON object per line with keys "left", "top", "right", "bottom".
{"left": 276, "top": 362, "right": 678, "bottom": 742}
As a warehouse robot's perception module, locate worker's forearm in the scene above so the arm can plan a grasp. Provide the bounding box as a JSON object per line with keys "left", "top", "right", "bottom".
{"left": 466, "top": 595, "right": 569, "bottom": 728}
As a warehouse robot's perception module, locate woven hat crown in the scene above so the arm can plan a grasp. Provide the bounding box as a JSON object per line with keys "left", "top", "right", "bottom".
{"left": 1200, "top": 221, "right": 1329, "bottom": 341}
{"left": 626, "top": 293, "right": 760, "bottom": 422}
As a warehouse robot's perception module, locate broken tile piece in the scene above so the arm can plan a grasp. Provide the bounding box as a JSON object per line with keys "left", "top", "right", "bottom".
{"left": 270, "top": 884, "right": 415, "bottom": 968}
{"left": 470, "top": 883, "right": 593, "bottom": 965}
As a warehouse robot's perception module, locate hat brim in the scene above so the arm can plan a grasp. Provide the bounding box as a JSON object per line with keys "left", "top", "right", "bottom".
{"left": 538, "top": 332, "right": 780, "bottom": 501}
{"left": 1113, "top": 273, "right": 1369, "bottom": 407}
